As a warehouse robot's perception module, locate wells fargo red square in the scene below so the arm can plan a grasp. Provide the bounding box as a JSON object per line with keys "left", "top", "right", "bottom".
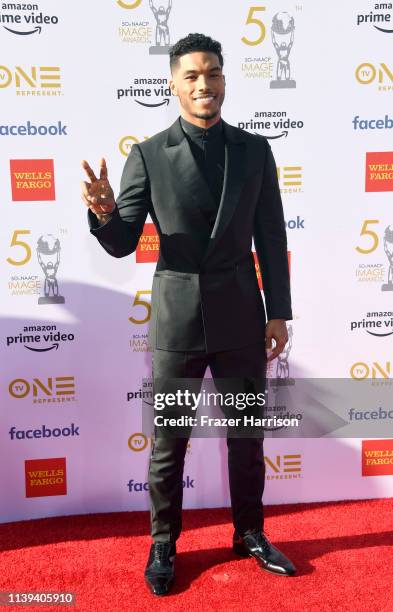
{"left": 136, "top": 223, "right": 160, "bottom": 263}
{"left": 362, "top": 439, "right": 393, "bottom": 476}
{"left": 10, "top": 159, "right": 55, "bottom": 201}
{"left": 365, "top": 152, "right": 393, "bottom": 192}
{"left": 253, "top": 251, "right": 291, "bottom": 290}
{"left": 25, "top": 457, "right": 67, "bottom": 497}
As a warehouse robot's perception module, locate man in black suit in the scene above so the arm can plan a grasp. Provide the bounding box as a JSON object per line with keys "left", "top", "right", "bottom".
{"left": 82, "top": 33, "right": 295, "bottom": 595}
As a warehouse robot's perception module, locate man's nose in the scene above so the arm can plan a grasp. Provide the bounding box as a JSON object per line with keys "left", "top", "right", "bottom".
{"left": 197, "top": 76, "right": 210, "bottom": 91}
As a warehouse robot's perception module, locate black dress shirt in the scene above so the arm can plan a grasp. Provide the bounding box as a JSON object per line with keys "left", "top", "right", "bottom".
{"left": 180, "top": 116, "right": 225, "bottom": 228}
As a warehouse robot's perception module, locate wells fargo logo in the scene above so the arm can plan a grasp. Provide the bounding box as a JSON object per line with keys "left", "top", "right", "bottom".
{"left": 25, "top": 457, "right": 67, "bottom": 497}
{"left": 136, "top": 223, "right": 159, "bottom": 262}
{"left": 8, "top": 376, "right": 75, "bottom": 403}
{"left": 0, "top": 65, "right": 61, "bottom": 95}
{"left": 365, "top": 152, "right": 393, "bottom": 192}
{"left": 362, "top": 439, "right": 393, "bottom": 476}
{"left": 264, "top": 453, "right": 302, "bottom": 480}
{"left": 253, "top": 251, "right": 291, "bottom": 290}
{"left": 10, "top": 159, "right": 55, "bottom": 201}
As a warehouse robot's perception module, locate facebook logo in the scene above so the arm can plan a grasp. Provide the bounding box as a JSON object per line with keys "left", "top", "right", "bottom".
{"left": 127, "top": 475, "right": 195, "bottom": 492}
{"left": 0, "top": 121, "right": 68, "bottom": 136}
{"left": 285, "top": 216, "right": 305, "bottom": 229}
{"left": 9, "top": 423, "right": 80, "bottom": 440}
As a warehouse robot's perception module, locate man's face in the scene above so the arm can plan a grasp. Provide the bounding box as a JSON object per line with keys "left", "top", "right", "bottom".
{"left": 169, "top": 51, "right": 225, "bottom": 125}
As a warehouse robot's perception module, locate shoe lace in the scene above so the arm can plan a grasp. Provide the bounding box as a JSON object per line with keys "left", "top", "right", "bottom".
{"left": 254, "top": 532, "right": 271, "bottom": 554}
{"left": 153, "top": 542, "right": 173, "bottom": 563}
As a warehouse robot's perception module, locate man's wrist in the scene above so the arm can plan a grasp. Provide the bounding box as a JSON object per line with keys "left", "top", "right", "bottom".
{"left": 95, "top": 210, "right": 114, "bottom": 225}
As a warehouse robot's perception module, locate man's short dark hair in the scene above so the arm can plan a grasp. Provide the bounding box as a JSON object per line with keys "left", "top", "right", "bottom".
{"left": 169, "top": 33, "right": 224, "bottom": 73}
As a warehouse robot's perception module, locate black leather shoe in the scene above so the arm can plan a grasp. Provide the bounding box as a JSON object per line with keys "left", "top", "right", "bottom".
{"left": 144, "top": 542, "right": 176, "bottom": 596}
{"left": 233, "top": 531, "right": 296, "bottom": 576}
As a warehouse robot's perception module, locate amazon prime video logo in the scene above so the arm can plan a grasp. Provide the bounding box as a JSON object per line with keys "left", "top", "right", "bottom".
{"left": 238, "top": 110, "right": 304, "bottom": 140}
{"left": 0, "top": 2, "right": 59, "bottom": 36}
{"left": 356, "top": 3, "right": 393, "bottom": 33}
{"left": 6, "top": 324, "right": 75, "bottom": 352}
{"left": 117, "top": 76, "right": 172, "bottom": 107}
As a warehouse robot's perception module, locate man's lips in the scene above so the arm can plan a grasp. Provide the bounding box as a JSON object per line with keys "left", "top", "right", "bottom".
{"left": 193, "top": 95, "right": 216, "bottom": 104}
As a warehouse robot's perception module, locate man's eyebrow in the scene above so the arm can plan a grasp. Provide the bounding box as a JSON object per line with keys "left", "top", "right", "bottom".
{"left": 183, "top": 67, "right": 222, "bottom": 75}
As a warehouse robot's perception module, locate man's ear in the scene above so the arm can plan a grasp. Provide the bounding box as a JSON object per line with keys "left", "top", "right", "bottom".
{"left": 169, "top": 80, "right": 177, "bottom": 96}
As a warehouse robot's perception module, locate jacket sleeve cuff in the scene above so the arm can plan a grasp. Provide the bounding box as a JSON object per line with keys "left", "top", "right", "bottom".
{"left": 88, "top": 205, "right": 121, "bottom": 234}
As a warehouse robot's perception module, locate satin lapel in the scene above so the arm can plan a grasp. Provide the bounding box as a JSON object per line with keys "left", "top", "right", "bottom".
{"left": 203, "top": 135, "right": 246, "bottom": 260}
{"left": 164, "top": 120, "right": 216, "bottom": 215}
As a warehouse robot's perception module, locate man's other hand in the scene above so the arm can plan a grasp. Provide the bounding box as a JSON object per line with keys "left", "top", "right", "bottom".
{"left": 265, "top": 319, "right": 288, "bottom": 361}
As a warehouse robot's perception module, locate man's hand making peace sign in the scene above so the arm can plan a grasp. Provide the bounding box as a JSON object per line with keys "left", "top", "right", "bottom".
{"left": 81, "top": 159, "right": 116, "bottom": 223}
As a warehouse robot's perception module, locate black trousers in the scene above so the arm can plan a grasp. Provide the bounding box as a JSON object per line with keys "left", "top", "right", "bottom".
{"left": 148, "top": 342, "right": 267, "bottom": 542}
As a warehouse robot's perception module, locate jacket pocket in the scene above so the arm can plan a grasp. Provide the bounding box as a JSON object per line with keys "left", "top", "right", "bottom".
{"left": 155, "top": 275, "right": 204, "bottom": 351}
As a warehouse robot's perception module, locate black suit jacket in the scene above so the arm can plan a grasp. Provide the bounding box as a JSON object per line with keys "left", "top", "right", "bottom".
{"left": 89, "top": 117, "right": 292, "bottom": 353}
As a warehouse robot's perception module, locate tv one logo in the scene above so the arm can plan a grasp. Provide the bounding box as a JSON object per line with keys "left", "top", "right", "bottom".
{"left": 128, "top": 432, "right": 149, "bottom": 451}
{"left": 119, "top": 135, "right": 149, "bottom": 157}
{"left": 8, "top": 376, "right": 75, "bottom": 399}
{"left": 128, "top": 432, "right": 191, "bottom": 453}
{"left": 264, "top": 454, "right": 302, "bottom": 480}
{"left": 0, "top": 65, "right": 61, "bottom": 95}
{"left": 355, "top": 62, "right": 393, "bottom": 91}
{"left": 277, "top": 166, "right": 302, "bottom": 193}
{"left": 117, "top": 0, "right": 142, "bottom": 8}
{"left": 350, "top": 361, "right": 391, "bottom": 379}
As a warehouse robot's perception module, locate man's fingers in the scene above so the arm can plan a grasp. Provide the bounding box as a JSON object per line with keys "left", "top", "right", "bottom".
{"left": 267, "top": 347, "right": 280, "bottom": 362}
{"left": 99, "top": 158, "right": 108, "bottom": 181}
{"left": 265, "top": 335, "right": 272, "bottom": 350}
{"left": 82, "top": 160, "right": 98, "bottom": 183}
{"left": 81, "top": 192, "right": 113, "bottom": 215}
{"left": 267, "top": 343, "right": 282, "bottom": 361}
{"left": 81, "top": 192, "right": 90, "bottom": 208}
{"left": 81, "top": 180, "right": 91, "bottom": 197}
{"left": 266, "top": 337, "right": 286, "bottom": 361}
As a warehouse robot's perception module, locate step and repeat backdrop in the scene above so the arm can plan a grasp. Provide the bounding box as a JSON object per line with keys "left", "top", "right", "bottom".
{"left": 1, "top": 0, "right": 393, "bottom": 523}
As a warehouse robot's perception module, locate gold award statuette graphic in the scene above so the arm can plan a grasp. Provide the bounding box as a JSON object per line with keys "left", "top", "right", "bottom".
{"left": 36, "top": 234, "right": 65, "bottom": 304}
{"left": 149, "top": 0, "right": 172, "bottom": 54}
{"left": 270, "top": 12, "right": 296, "bottom": 89}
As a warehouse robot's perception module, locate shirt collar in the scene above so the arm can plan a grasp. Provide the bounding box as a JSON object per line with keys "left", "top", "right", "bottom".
{"left": 180, "top": 116, "right": 223, "bottom": 143}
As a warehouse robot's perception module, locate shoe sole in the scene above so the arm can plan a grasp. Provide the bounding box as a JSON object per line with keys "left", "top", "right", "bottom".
{"left": 232, "top": 543, "right": 296, "bottom": 577}
{"left": 144, "top": 576, "right": 174, "bottom": 596}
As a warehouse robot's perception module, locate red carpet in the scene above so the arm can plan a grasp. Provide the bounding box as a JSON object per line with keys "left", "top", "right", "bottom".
{"left": 0, "top": 499, "right": 392, "bottom": 611}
